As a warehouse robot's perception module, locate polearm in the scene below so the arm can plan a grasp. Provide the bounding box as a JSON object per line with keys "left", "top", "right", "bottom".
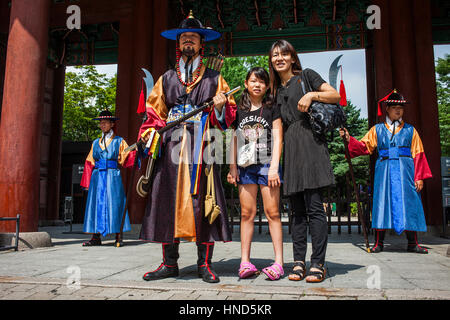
{"left": 116, "top": 69, "right": 154, "bottom": 247}
{"left": 124, "top": 86, "right": 241, "bottom": 153}
{"left": 340, "top": 127, "right": 371, "bottom": 253}
{"left": 117, "top": 141, "right": 140, "bottom": 247}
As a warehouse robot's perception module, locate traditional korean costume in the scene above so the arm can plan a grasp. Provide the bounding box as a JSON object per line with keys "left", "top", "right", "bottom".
{"left": 347, "top": 90, "right": 432, "bottom": 253}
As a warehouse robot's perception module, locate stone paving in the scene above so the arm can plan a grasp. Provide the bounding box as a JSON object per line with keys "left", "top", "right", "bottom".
{"left": 0, "top": 224, "right": 449, "bottom": 301}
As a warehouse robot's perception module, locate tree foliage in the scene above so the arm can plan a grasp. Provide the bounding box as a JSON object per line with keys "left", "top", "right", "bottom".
{"left": 63, "top": 65, "right": 117, "bottom": 141}
{"left": 328, "top": 100, "right": 369, "bottom": 188}
{"left": 436, "top": 54, "right": 450, "bottom": 156}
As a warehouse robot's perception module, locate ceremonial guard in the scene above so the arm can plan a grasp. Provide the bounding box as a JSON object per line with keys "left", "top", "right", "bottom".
{"left": 80, "top": 110, "right": 136, "bottom": 247}
{"left": 137, "top": 11, "right": 236, "bottom": 283}
{"left": 340, "top": 90, "right": 432, "bottom": 253}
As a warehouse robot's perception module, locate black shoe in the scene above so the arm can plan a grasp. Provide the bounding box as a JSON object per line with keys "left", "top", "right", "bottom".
{"left": 143, "top": 263, "right": 179, "bottom": 281}
{"left": 370, "top": 244, "right": 383, "bottom": 253}
{"left": 407, "top": 244, "right": 428, "bottom": 254}
{"left": 197, "top": 243, "right": 220, "bottom": 283}
{"left": 405, "top": 231, "right": 428, "bottom": 254}
{"left": 143, "top": 243, "right": 180, "bottom": 281}
{"left": 370, "top": 230, "right": 385, "bottom": 253}
{"left": 82, "top": 235, "right": 101, "bottom": 246}
{"left": 198, "top": 265, "right": 220, "bottom": 283}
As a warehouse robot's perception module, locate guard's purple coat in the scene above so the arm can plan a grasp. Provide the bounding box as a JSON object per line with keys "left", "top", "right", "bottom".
{"left": 139, "top": 68, "right": 233, "bottom": 243}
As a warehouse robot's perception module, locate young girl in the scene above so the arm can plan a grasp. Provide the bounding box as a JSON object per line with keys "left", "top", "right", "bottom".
{"left": 227, "top": 67, "right": 284, "bottom": 280}
{"left": 80, "top": 110, "right": 136, "bottom": 247}
{"left": 268, "top": 40, "right": 340, "bottom": 283}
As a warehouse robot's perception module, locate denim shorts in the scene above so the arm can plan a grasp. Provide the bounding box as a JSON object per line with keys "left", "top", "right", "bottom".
{"left": 238, "top": 163, "right": 283, "bottom": 186}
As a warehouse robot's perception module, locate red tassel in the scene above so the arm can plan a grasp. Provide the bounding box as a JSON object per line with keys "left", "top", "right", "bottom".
{"left": 137, "top": 81, "right": 146, "bottom": 114}
{"left": 377, "top": 102, "right": 383, "bottom": 117}
{"left": 338, "top": 66, "right": 347, "bottom": 107}
{"left": 339, "top": 80, "right": 347, "bottom": 106}
{"left": 377, "top": 89, "right": 395, "bottom": 117}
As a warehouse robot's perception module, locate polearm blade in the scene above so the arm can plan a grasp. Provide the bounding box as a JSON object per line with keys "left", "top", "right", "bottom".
{"left": 329, "top": 54, "right": 343, "bottom": 90}
{"left": 124, "top": 86, "right": 241, "bottom": 153}
{"left": 142, "top": 68, "right": 154, "bottom": 101}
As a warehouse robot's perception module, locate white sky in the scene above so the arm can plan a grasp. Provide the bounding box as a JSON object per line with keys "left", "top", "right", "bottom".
{"left": 67, "top": 44, "right": 450, "bottom": 120}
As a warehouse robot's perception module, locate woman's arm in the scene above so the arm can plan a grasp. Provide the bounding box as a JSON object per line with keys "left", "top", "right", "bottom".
{"left": 268, "top": 118, "right": 283, "bottom": 188}
{"left": 297, "top": 82, "right": 341, "bottom": 112}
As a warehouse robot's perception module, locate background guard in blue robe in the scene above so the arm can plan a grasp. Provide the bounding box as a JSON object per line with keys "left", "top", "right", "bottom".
{"left": 340, "top": 90, "right": 433, "bottom": 254}
{"left": 80, "top": 110, "right": 136, "bottom": 247}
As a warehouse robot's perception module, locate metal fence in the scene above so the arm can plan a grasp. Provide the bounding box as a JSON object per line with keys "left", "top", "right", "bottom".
{"left": 0, "top": 214, "right": 20, "bottom": 251}
{"left": 226, "top": 184, "right": 372, "bottom": 236}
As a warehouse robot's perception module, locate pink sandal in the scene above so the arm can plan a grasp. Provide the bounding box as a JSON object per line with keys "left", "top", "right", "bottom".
{"left": 262, "top": 263, "right": 284, "bottom": 280}
{"left": 239, "top": 262, "right": 258, "bottom": 279}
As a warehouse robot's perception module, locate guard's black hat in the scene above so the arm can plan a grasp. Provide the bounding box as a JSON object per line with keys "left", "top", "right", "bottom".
{"left": 92, "top": 110, "right": 119, "bottom": 121}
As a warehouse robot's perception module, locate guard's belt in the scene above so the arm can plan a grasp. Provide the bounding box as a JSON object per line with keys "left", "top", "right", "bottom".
{"left": 94, "top": 159, "right": 118, "bottom": 170}
{"left": 378, "top": 147, "right": 411, "bottom": 161}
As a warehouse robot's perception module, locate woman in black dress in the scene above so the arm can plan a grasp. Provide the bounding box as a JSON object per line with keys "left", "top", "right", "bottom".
{"left": 269, "top": 39, "right": 340, "bottom": 283}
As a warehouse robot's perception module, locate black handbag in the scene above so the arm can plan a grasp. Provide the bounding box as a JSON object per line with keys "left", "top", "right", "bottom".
{"left": 300, "top": 71, "right": 346, "bottom": 139}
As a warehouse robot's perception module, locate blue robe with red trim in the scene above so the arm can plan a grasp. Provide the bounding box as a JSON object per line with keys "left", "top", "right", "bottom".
{"left": 82, "top": 137, "right": 131, "bottom": 236}
{"left": 372, "top": 123, "right": 427, "bottom": 234}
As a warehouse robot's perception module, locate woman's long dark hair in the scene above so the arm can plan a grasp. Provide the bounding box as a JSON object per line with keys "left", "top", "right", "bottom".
{"left": 268, "top": 39, "right": 303, "bottom": 97}
{"left": 239, "top": 67, "right": 274, "bottom": 111}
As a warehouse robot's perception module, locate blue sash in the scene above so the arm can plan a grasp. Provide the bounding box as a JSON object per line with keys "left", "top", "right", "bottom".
{"left": 378, "top": 147, "right": 411, "bottom": 160}
{"left": 95, "top": 159, "right": 118, "bottom": 170}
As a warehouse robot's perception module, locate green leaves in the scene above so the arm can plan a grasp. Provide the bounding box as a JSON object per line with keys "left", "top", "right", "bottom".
{"left": 436, "top": 54, "right": 450, "bottom": 156}
{"left": 63, "top": 65, "right": 117, "bottom": 141}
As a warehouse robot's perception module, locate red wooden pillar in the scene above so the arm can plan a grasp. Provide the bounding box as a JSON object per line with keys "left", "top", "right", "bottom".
{"left": 0, "top": 0, "right": 51, "bottom": 232}
{"left": 115, "top": 0, "right": 169, "bottom": 224}
{"left": 371, "top": 0, "right": 443, "bottom": 227}
{"left": 410, "top": 0, "right": 443, "bottom": 226}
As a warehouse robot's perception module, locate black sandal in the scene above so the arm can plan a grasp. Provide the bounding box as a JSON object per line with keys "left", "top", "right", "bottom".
{"left": 288, "top": 261, "right": 306, "bottom": 281}
{"left": 306, "top": 263, "right": 326, "bottom": 283}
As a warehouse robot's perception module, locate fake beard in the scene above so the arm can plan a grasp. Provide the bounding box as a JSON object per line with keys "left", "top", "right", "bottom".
{"left": 182, "top": 47, "right": 196, "bottom": 58}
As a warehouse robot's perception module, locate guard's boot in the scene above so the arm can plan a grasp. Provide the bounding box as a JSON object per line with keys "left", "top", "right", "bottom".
{"left": 143, "top": 243, "right": 179, "bottom": 281}
{"left": 82, "top": 233, "right": 101, "bottom": 246}
{"left": 197, "top": 242, "right": 220, "bottom": 283}
{"left": 406, "top": 231, "right": 428, "bottom": 254}
{"left": 370, "top": 230, "right": 385, "bottom": 253}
